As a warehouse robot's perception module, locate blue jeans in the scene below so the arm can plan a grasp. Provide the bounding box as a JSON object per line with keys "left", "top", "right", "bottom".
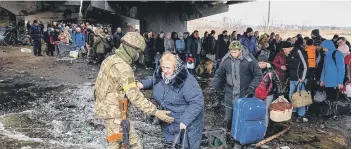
{"left": 289, "top": 80, "right": 307, "bottom": 117}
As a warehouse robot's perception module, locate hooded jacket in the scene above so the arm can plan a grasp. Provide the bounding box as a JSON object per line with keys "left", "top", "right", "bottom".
{"left": 320, "top": 40, "right": 345, "bottom": 87}
{"left": 240, "top": 34, "right": 257, "bottom": 56}
{"left": 212, "top": 48, "right": 262, "bottom": 107}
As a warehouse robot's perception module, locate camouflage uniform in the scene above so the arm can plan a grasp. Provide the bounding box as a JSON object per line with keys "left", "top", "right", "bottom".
{"left": 94, "top": 32, "right": 158, "bottom": 149}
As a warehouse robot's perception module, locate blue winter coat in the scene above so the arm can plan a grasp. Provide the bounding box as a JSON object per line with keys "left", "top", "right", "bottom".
{"left": 140, "top": 66, "right": 204, "bottom": 149}
{"left": 72, "top": 33, "right": 85, "bottom": 47}
{"left": 240, "top": 35, "right": 257, "bottom": 56}
{"left": 30, "top": 25, "right": 42, "bottom": 41}
{"left": 320, "top": 40, "right": 345, "bottom": 87}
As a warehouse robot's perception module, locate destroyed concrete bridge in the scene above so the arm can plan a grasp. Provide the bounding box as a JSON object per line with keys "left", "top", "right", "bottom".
{"left": 0, "top": 1, "right": 249, "bottom": 33}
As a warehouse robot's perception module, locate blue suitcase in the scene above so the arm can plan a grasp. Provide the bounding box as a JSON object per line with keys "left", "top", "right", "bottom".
{"left": 231, "top": 97, "right": 267, "bottom": 145}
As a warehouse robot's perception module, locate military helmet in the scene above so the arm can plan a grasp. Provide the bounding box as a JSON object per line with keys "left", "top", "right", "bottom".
{"left": 229, "top": 41, "right": 242, "bottom": 51}
{"left": 121, "top": 32, "right": 146, "bottom": 51}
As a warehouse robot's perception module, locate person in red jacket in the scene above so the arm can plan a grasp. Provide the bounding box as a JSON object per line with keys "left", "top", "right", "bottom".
{"left": 272, "top": 48, "right": 288, "bottom": 87}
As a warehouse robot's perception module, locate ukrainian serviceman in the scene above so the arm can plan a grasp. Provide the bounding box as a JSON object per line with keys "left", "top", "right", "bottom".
{"left": 94, "top": 32, "right": 174, "bottom": 149}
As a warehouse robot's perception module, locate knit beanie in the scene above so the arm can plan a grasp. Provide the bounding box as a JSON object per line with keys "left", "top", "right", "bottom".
{"left": 257, "top": 54, "right": 268, "bottom": 62}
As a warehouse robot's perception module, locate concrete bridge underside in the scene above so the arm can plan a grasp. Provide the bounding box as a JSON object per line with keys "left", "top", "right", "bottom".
{"left": 0, "top": 1, "right": 249, "bottom": 33}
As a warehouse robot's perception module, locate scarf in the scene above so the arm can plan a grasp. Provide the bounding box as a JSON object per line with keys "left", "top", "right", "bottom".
{"left": 162, "top": 55, "right": 184, "bottom": 84}
{"left": 115, "top": 43, "right": 139, "bottom": 65}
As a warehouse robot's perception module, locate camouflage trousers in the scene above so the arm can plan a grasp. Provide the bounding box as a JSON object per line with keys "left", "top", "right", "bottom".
{"left": 105, "top": 118, "right": 142, "bottom": 149}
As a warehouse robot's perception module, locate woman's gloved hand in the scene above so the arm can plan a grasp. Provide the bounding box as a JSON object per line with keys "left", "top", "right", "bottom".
{"left": 154, "top": 110, "right": 175, "bottom": 123}
{"left": 180, "top": 123, "right": 186, "bottom": 130}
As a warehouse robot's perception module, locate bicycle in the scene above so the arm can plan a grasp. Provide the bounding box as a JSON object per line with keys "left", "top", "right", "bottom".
{"left": 1, "top": 25, "right": 32, "bottom": 46}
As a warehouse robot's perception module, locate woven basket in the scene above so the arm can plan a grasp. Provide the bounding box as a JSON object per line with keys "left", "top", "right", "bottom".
{"left": 292, "top": 90, "right": 312, "bottom": 108}
{"left": 269, "top": 96, "right": 293, "bottom": 122}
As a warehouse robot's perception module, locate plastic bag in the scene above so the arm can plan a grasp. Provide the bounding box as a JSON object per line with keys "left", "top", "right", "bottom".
{"left": 21, "top": 48, "right": 32, "bottom": 53}
{"left": 69, "top": 51, "right": 78, "bottom": 59}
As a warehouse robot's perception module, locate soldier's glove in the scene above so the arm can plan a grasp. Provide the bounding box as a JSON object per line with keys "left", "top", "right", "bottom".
{"left": 155, "top": 110, "right": 175, "bottom": 123}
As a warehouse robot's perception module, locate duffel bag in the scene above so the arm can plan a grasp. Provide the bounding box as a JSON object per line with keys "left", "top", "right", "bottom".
{"left": 292, "top": 82, "right": 312, "bottom": 108}
{"left": 269, "top": 96, "right": 293, "bottom": 122}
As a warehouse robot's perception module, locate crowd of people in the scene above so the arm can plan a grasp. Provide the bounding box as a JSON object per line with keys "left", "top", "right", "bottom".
{"left": 28, "top": 19, "right": 351, "bottom": 148}
{"left": 28, "top": 20, "right": 118, "bottom": 64}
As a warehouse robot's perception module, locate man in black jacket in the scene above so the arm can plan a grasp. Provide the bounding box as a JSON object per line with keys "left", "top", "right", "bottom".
{"left": 187, "top": 30, "right": 201, "bottom": 67}
{"left": 216, "top": 30, "right": 230, "bottom": 61}
{"left": 112, "top": 27, "right": 124, "bottom": 49}
{"left": 154, "top": 32, "right": 165, "bottom": 68}
{"left": 212, "top": 41, "right": 262, "bottom": 130}
{"left": 203, "top": 30, "right": 216, "bottom": 60}
{"left": 284, "top": 41, "right": 309, "bottom": 122}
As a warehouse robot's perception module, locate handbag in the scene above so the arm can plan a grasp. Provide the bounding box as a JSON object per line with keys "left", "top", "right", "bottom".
{"left": 269, "top": 96, "right": 293, "bottom": 122}
{"left": 314, "top": 87, "right": 326, "bottom": 103}
{"left": 291, "top": 82, "right": 312, "bottom": 108}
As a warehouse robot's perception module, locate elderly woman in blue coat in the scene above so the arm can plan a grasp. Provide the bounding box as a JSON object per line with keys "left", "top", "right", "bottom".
{"left": 137, "top": 52, "right": 204, "bottom": 149}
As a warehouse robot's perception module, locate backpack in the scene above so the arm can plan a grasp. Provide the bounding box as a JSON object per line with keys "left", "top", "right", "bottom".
{"left": 255, "top": 72, "right": 272, "bottom": 100}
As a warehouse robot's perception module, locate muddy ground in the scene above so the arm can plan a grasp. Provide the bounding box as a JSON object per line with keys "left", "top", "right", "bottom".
{"left": 0, "top": 46, "right": 350, "bottom": 149}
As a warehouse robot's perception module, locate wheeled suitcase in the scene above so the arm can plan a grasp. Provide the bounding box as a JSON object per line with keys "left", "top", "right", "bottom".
{"left": 231, "top": 97, "right": 267, "bottom": 145}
